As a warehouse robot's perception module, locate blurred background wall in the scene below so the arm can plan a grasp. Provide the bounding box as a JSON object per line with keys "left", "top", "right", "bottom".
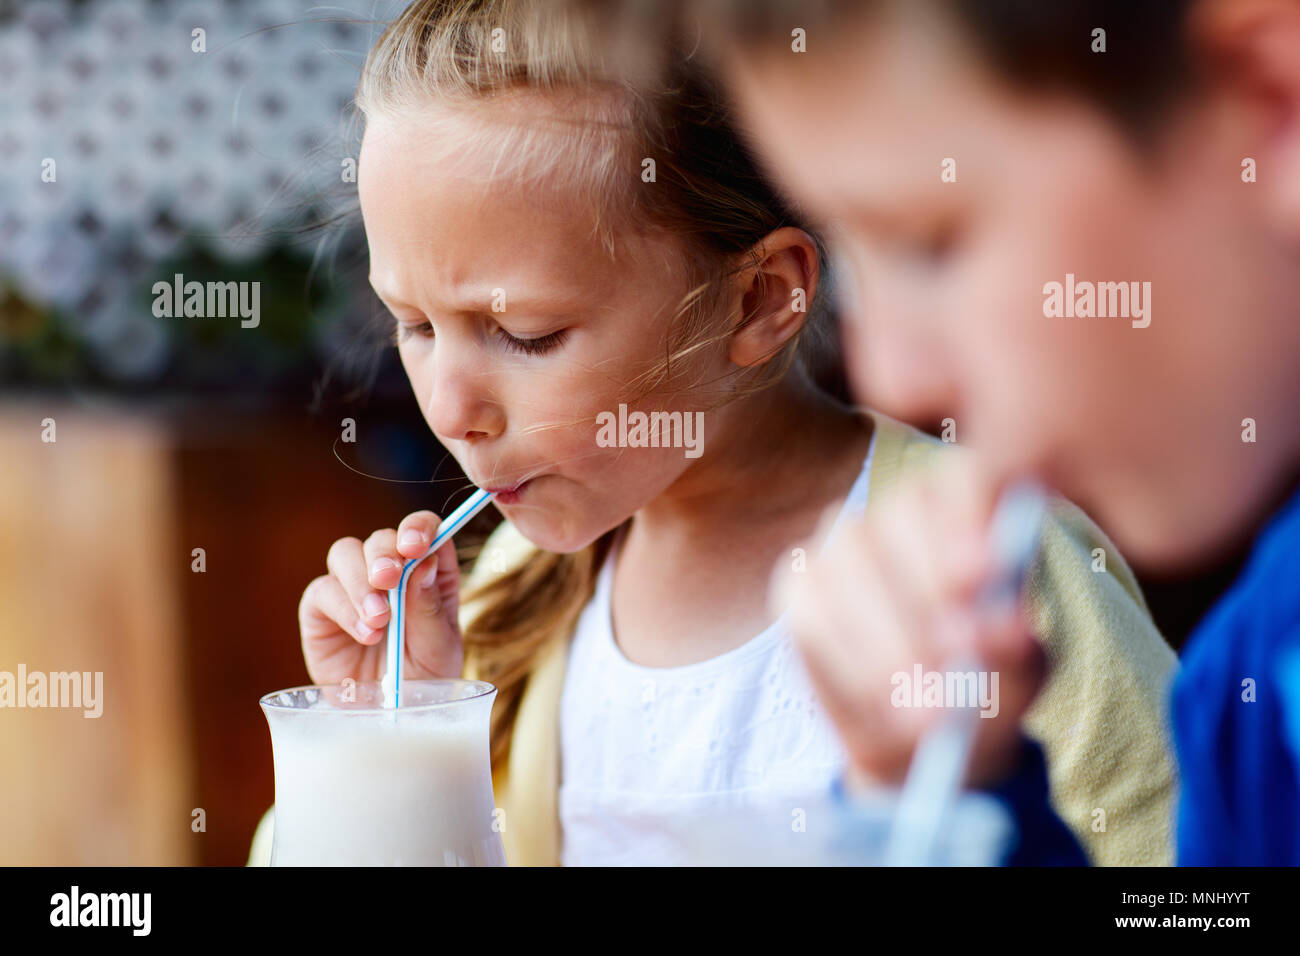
{"left": 0, "top": 0, "right": 1249, "bottom": 865}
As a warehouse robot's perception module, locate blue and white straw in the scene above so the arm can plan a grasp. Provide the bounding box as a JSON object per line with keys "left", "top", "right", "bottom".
{"left": 381, "top": 487, "right": 496, "bottom": 710}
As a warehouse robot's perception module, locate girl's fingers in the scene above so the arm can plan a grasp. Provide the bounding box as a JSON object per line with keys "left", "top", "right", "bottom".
{"left": 407, "top": 547, "right": 446, "bottom": 614}
{"left": 300, "top": 574, "right": 378, "bottom": 645}
{"left": 395, "top": 510, "right": 444, "bottom": 560}
{"left": 428, "top": 537, "right": 462, "bottom": 611}
{"left": 363, "top": 528, "right": 402, "bottom": 590}
{"left": 326, "top": 536, "right": 389, "bottom": 633}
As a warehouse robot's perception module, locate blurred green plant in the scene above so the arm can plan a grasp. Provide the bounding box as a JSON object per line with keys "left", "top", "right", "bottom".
{"left": 0, "top": 237, "right": 361, "bottom": 400}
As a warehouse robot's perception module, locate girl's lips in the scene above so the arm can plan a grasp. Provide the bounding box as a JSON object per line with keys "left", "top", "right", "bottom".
{"left": 485, "top": 478, "right": 532, "bottom": 504}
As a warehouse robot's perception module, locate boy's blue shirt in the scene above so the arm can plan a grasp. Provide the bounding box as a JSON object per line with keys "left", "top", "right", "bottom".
{"left": 827, "top": 735, "right": 1086, "bottom": 865}
{"left": 1171, "top": 485, "right": 1300, "bottom": 865}
{"left": 991, "top": 485, "right": 1300, "bottom": 866}
{"left": 980, "top": 736, "right": 1088, "bottom": 865}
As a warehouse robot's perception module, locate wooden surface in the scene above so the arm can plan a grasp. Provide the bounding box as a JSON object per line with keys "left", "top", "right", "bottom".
{"left": 0, "top": 402, "right": 193, "bottom": 865}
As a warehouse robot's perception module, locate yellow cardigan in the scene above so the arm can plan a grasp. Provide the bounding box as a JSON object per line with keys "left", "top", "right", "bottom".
{"left": 248, "top": 411, "right": 1178, "bottom": 866}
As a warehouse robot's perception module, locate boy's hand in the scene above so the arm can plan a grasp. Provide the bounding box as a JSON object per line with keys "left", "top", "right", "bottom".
{"left": 774, "top": 456, "right": 1047, "bottom": 790}
{"left": 299, "top": 510, "right": 464, "bottom": 686}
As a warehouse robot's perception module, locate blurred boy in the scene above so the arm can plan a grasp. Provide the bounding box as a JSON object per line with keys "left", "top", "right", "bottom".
{"left": 707, "top": 0, "right": 1300, "bottom": 864}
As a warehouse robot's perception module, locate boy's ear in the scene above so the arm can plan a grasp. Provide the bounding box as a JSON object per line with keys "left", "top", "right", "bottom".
{"left": 728, "top": 226, "right": 820, "bottom": 368}
{"left": 1192, "top": 0, "right": 1300, "bottom": 237}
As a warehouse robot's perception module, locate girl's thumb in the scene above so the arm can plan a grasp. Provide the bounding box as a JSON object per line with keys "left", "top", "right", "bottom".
{"left": 410, "top": 555, "right": 443, "bottom": 612}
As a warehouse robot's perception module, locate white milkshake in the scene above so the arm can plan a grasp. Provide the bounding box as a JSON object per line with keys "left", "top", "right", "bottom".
{"left": 261, "top": 680, "right": 506, "bottom": 866}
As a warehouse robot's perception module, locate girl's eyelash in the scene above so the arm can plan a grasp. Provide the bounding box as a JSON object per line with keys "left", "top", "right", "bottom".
{"left": 394, "top": 320, "right": 431, "bottom": 344}
{"left": 498, "top": 327, "right": 568, "bottom": 356}
{"left": 394, "top": 320, "right": 568, "bottom": 356}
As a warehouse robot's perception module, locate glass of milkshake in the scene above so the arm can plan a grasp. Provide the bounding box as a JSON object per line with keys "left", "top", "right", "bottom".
{"left": 260, "top": 679, "right": 506, "bottom": 866}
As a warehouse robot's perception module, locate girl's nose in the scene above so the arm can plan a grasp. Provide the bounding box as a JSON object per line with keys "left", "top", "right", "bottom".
{"left": 423, "top": 351, "right": 505, "bottom": 444}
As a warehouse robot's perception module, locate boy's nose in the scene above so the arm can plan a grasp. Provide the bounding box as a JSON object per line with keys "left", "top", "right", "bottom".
{"left": 842, "top": 308, "right": 959, "bottom": 426}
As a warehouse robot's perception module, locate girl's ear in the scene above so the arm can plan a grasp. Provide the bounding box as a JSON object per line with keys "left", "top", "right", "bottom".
{"left": 1192, "top": 0, "right": 1300, "bottom": 239}
{"left": 728, "top": 226, "right": 820, "bottom": 368}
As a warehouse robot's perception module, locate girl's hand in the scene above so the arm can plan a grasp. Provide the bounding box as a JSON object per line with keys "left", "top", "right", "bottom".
{"left": 773, "top": 455, "right": 1047, "bottom": 790}
{"left": 299, "top": 511, "right": 464, "bottom": 686}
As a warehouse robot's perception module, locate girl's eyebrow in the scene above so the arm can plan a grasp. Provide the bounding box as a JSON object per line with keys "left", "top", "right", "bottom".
{"left": 369, "top": 275, "right": 584, "bottom": 316}
{"left": 368, "top": 277, "right": 411, "bottom": 309}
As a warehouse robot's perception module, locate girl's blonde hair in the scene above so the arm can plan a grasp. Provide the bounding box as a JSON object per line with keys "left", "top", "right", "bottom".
{"left": 356, "top": 0, "right": 841, "bottom": 770}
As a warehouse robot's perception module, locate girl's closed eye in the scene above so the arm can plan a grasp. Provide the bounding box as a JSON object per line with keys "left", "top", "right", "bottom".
{"left": 394, "top": 319, "right": 433, "bottom": 344}
{"left": 394, "top": 317, "right": 569, "bottom": 356}
{"left": 498, "top": 326, "right": 569, "bottom": 356}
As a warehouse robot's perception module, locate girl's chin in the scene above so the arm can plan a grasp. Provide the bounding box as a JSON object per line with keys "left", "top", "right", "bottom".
{"left": 501, "top": 510, "right": 600, "bottom": 555}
